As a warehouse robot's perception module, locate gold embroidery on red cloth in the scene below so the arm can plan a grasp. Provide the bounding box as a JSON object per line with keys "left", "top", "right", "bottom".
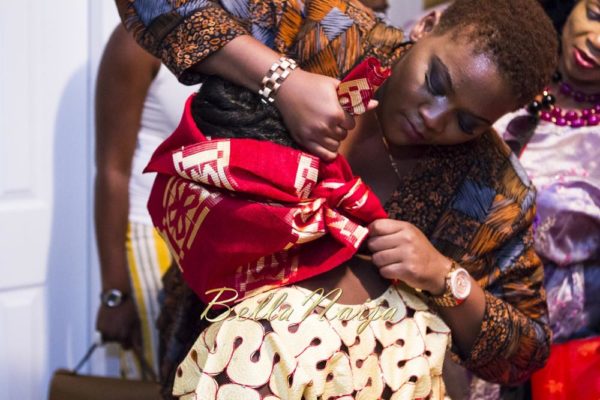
{"left": 173, "top": 140, "right": 235, "bottom": 190}
{"left": 338, "top": 78, "right": 371, "bottom": 114}
{"left": 235, "top": 252, "right": 300, "bottom": 295}
{"left": 160, "top": 177, "right": 222, "bottom": 264}
{"left": 293, "top": 154, "right": 319, "bottom": 198}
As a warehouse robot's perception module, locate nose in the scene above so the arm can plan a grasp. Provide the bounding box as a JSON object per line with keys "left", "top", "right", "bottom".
{"left": 419, "top": 96, "right": 451, "bottom": 134}
{"left": 587, "top": 31, "right": 600, "bottom": 54}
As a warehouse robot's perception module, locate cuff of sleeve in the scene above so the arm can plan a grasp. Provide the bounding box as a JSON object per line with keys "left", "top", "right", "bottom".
{"left": 158, "top": 6, "right": 250, "bottom": 85}
{"left": 451, "top": 291, "right": 511, "bottom": 369}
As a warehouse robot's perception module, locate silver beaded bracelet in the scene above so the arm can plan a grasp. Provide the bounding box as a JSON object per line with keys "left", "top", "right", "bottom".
{"left": 258, "top": 57, "right": 298, "bottom": 104}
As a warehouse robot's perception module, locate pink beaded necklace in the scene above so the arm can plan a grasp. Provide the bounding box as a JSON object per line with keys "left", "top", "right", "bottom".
{"left": 527, "top": 72, "right": 600, "bottom": 128}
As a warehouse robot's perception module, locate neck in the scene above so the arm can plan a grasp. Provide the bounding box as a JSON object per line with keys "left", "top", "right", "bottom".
{"left": 371, "top": 107, "right": 429, "bottom": 160}
{"left": 385, "top": 141, "right": 428, "bottom": 161}
{"left": 558, "top": 59, "right": 600, "bottom": 94}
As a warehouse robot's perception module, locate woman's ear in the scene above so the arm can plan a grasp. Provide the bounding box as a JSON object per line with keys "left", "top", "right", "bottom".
{"left": 409, "top": 10, "right": 442, "bottom": 42}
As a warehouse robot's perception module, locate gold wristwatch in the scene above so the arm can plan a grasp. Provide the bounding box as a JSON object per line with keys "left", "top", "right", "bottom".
{"left": 427, "top": 260, "right": 472, "bottom": 307}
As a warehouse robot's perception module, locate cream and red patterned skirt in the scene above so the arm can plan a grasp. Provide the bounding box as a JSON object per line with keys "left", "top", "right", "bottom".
{"left": 173, "top": 285, "right": 450, "bottom": 399}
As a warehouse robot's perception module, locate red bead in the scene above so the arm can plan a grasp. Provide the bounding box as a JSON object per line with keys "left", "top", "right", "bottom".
{"left": 565, "top": 110, "right": 579, "bottom": 121}
{"left": 556, "top": 117, "right": 568, "bottom": 126}
{"left": 571, "top": 118, "right": 585, "bottom": 128}
{"left": 588, "top": 115, "right": 600, "bottom": 126}
{"left": 541, "top": 111, "right": 552, "bottom": 121}
{"left": 595, "top": 104, "right": 600, "bottom": 112}
{"left": 551, "top": 107, "right": 563, "bottom": 117}
{"left": 582, "top": 108, "right": 591, "bottom": 117}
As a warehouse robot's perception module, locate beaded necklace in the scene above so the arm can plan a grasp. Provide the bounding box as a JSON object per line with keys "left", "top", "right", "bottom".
{"left": 526, "top": 72, "right": 600, "bottom": 128}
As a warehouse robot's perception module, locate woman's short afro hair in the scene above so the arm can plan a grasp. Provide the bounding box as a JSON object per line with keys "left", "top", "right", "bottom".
{"left": 435, "top": 0, "right": 559, "bottom": 107}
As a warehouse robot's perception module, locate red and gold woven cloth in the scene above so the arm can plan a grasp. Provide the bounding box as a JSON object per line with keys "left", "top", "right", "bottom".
{"left": 338, "top": 57, "right": 390, "bottom": 114}
{"left": 145, "top": 58, "right": 390, "bottom": 305}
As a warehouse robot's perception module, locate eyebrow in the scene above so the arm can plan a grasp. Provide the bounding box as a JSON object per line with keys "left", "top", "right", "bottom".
{"left": 432, "top": 55, "right": 493, "bottom": 126}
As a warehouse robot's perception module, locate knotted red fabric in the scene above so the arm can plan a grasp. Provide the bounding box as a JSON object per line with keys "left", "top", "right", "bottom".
{"left": 145, "top": 58, "right": 390, "bottom": 305}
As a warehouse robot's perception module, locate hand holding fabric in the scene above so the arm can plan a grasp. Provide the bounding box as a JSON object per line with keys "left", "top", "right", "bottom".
{"left": 367, "top": 219, "right": 451, "bottom": 294}
{"left": 275, "top": 57, "right": 389, "bottom": 160}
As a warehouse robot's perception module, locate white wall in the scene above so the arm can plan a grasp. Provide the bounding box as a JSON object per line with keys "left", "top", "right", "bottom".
{"left": 388, "top": 0, "right": 423, "bottom": 27}
{"left": 0, "top": 2, "right": 119, "bottom": 399}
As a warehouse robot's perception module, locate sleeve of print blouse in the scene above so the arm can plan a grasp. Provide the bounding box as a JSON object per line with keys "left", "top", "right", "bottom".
{"left": 114, "top": 0, "right": 255, "bottom": 84}
{"left": 451, "top": 213, "right": 552, "bottom": 384}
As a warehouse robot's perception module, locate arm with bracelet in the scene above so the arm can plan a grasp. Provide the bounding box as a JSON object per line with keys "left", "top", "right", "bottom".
{"left": 115, "top": 0, "right": 382, "bottom": 160}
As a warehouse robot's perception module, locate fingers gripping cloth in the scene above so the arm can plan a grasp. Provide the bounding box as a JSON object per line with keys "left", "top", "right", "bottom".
{"left": 338, "top": 57, "right": 391, "bottom": 115}
{"left": 144, "top": 58, "right": 391, "bottom": 305}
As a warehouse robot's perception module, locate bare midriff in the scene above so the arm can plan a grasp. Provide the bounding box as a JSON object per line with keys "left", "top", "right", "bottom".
{"left": 293, "top": 112, "right": 403, "bottom": 305}
{"left": 295, "top": 256, "right": 391, "bottom": 304}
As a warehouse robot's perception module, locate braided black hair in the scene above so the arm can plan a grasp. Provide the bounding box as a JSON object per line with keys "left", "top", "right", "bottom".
{"left": 191, "top": 76, "right": 298, "bottom": 148}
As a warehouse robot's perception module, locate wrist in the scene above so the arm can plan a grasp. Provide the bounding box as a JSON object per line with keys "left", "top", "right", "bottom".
{"left": 100, "top": 268, "right": 132, "bottom": 294}
{"left": 428, "top": 258, "right": 453, "bottom": 295}
{"left": 425, "top": 260, "right": 473, "bottom": 308}
{"left": 100, "top": 288, "right": 130, "bottom": 308}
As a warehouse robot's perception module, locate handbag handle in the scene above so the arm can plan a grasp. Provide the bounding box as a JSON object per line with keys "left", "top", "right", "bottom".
{"left": 73, "top": 342, "right": 100, "bottom": 374}
{"left": 72, "top": 341, "right": 157, "bottom": 382}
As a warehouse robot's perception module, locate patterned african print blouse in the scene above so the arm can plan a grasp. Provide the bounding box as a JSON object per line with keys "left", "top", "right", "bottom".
{"left": 115, "top": 0, "right": 551, "bottom": 385}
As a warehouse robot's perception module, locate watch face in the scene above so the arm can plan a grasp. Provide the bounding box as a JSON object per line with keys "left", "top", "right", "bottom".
{"left": 450, "top": 269, "right": 472, "bottom": 300}
{"left": 102, "top": 290, "right": 123, "bottom": 307}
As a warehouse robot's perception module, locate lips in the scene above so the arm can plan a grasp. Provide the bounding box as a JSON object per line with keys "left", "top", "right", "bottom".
{"left": 573, "top": 47, "right": 599, "bottom": 69}
{"left": 401, "top": 115, "right": 426, "bottom": 142}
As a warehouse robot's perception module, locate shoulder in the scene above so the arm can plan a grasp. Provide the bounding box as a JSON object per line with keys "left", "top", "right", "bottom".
{"left": 102, "top": 24, "right": 160, "bottom": 78}
{"left": 472, "top": 130, "right": 536, "bottom": 214}
{"left": 431, "top": 131, "right": 536, "bottom": 271}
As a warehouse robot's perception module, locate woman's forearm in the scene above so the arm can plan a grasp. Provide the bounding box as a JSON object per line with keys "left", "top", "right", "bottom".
{"left": 196, "top": 35, "right": 282, "bottom": 91}
{"left": 94, "top": 170, "right": 132, "bottom": 292}
{"left": 435, "top": 277, "right": 486, "bottom": 357}
{"left": 441, "top": 245, "right": 551, "bottom": 384}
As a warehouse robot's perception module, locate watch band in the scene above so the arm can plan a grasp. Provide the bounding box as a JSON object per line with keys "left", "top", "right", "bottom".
{"left": 258, "top": 57, "right": 298, "bottom": 104}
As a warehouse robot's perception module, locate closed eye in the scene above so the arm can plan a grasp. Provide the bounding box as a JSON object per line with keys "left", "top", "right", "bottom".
{"left": 425, "top": 71, "right": 445, "bottom": 96}
{"left": 458, "top": 115, "right": 476, "bottom": 135}
{"left": 425, "top": 55, "right": 453, "bottom": 97}
{"left": 457, "top": 112, "right": 489, "bottom": 136}
{"left": 588, "top": 3, "right": 600, "bottom": 20}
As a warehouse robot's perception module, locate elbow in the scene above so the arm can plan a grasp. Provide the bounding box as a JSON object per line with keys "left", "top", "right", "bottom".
{"left": 471, "top": 323, "right": 552, "bottom": 386}
{"left": 497, "top": 325, "right": 553, "bottom": 386}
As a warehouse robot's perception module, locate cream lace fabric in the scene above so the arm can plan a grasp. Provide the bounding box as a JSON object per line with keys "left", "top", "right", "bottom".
{"left": 174, "top": 285, "right": 450, "bottom": 399}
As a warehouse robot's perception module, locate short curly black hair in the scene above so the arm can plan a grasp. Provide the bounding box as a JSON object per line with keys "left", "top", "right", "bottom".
{"left": 435, "top": 0, "right": 559, "bottom": 107}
